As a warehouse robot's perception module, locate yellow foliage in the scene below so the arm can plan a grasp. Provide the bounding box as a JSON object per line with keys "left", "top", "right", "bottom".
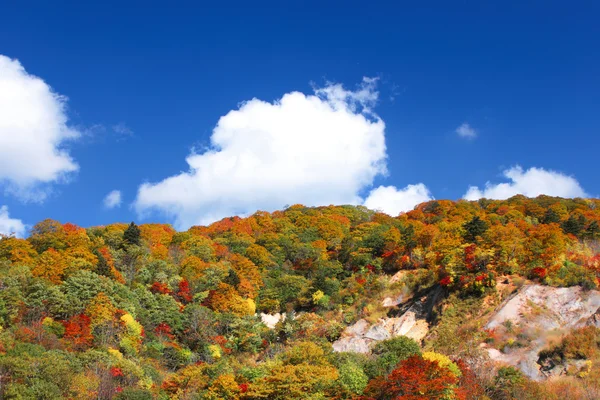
{"left": 206, "top": 373, "right": 240, "bottom": 399}
{"left": 32, "top": 248, "right": 68, "bottom": 284}
{"left": 0, "top": 237, "right": 37, "bottom": 266}
{"left": 120, "top": 313, "right": 143, "bottom": 338}
{"left": 108, "top": 348, "right": 123, "bottom": 360}
{"left": 208, "top": 344, "right": 222, "bottom": 359}
{"left": 69, "top": 371, "right": 100, "bottom": 400}
{"left": 422, "top": 351, "right": 462, "bottom": 377}
{"left": 245, "top": 363, "right": 338, "bottom": 399}
{"left": 312, "top": 290, "right": 324, "bottom": 304}
{"left": 85, "top": 293, "right": 117, "bottom": 327}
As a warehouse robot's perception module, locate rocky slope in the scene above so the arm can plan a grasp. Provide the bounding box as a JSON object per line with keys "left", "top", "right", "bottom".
{"left": 482, "top": 284, "right": 600, "bottom": 380}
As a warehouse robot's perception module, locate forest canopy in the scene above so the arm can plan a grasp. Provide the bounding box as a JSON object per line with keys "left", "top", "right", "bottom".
{"left": 0, "top": 195, "right": 599, "bottom": 399}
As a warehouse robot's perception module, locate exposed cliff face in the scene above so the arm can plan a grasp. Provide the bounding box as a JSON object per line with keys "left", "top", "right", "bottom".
{"left": 332, "top": 287, "right": 440, "bottom": 353}
{"left": 332, "top": 310, "right": 429, "bottom": 353}
{"left": 482, "top": 284, "right": 600, "bottom": 380}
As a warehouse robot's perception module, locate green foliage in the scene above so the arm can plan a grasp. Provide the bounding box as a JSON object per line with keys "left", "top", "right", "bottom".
{"left": 366, "top": 336, "right": 422, "bottom": 378}
{"left": 463, "top": 216, "right": 488, "bottom": 243}
{"left": 123, "top": 222, "right": 142, "bottom": 246}
{"left": 0, "top": 198, "right": 599, "bottom": 397}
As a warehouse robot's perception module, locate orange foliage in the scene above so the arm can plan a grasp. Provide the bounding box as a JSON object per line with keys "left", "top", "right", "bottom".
{"left": 363, "top": 355, "right": 459, "bottom": 400}
{"left": 32, "top": 248, "right": 69, "bottom": 284}
{"left": 63, "top": 314, "right": 93, "bottom": 350}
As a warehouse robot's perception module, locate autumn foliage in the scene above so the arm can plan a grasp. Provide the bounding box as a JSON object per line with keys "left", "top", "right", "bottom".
{"left": 0, "top": 197, "right": 598, "bottom": 398}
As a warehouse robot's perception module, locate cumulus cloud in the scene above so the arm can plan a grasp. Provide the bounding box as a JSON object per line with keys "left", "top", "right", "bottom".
{"left": 134, "top": 78, "right": 394, "bottom": 228}
{"left": 464, "top": 166, "right": 587, "bottom": 200}
{"left": 103, "top": 190, "right": 122, "bottom": 209}
{"left": 0, "top": 206, "right": 25, "bottom": 238}
{"left": 456, "top": 122, "right": 477, "bottom": 139}
{"left": 0, "top": 55, "right": 80, "bottom": 201}
{"left": 363, "top": 184, "right": 433, "bottom": 216}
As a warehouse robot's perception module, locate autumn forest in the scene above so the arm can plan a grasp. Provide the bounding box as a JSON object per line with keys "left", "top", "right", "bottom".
{"left": 1, "top": 195, "right": 600, "bottom": 399}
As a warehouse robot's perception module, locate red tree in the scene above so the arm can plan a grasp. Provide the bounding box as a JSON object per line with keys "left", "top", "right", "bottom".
{"left": 363, "top": 356, "right": 459, "bottom": 400}
{"left": 177, "top": 279, "right": 192, "bottom": 303}
{"left": 63, "top": 314, "right": 93, "bottom": 350}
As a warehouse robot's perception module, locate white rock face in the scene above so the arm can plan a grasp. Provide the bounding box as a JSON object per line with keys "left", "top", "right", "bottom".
{"left": 486, "top": 285, "right": 600, "bottom": 331}
{"left": 332, "top": 308, "right": 429, "bottom": 354}
{"left": 260, "top": 313, "right": 285, "bottom": 329}
{"left": 484, "top": 284, "right": 600, "bottom": 380}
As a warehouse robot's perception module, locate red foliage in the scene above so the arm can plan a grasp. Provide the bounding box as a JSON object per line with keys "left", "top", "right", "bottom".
{"left": 531, "top": 267, "right": 548, "bottom": 280}
{"left": 115, "top": 386, "right": 123, "bottom": 393}
{"left": 110, "top": 367, "right": 124, "bottom": 378}
{"left": 455, "top": 359, "right": 486, "bottom": 399}
{"left": 213, "top": 335, "right": 232, "bottom": 354}
{"left": 400, "top": 255, "right": 411, "bottom": 266}
{"left": 363, "top": 355, "right": 459, "bottom": 400}
{"left": 366, "top": 264, "right": 375, "bottom": 273}
{"left": 355, "top": 276, "right": 367, "bottom": 286}
{"left": 177, "top": 279, "right": 192, "bottom": 303}
{"left": 155, "top": 323, "right": 174, "bottom": 339}
{"left": 439, "top": 276, "right": 452, "bottom": 287}
{"left": 62, "top": 314, "right": 93, "bottom": 349}
{"left": 212, "top": 243, "right": 229, "bottom": 258}
{"left": 464, "top": 244, "right": 476, "bottom": 271}
{"left": 14, "top": 326, "right": 36, "bottom": 343}
{"left": 239, "top": 383, "right": 249, "bottom": 393}
{"left": 150, "top": 282, "right": 171, "bottom": 294}
{"left": 382, "top": 251, "right": 395, "bottom": 258}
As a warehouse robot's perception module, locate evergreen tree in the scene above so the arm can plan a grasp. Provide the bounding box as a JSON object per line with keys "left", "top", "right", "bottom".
{"left": 225, "top": 268, "right": 240, "bottom": 287}
{"left": 561, "top": 215, "right": 586, "bottom": 237}
{"left": 584, "top": 220, "right": 600, "bottom": 240}
{"left": 543, "top": 208, "right": 561, "bottom": 224}
{"left": 94, "top": 249, "right": 111, "bottom": 278}
{"left": 463, "top": 216, "right": 488, "bottom": 243}
{"left": 123, "top": 222, "right": 141, "bottom": 246}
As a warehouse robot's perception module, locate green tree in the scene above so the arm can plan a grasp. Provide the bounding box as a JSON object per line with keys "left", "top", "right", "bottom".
{"left": 123, "top": 222, "right": 141, "bottom": 246}
{"left": 463, "top": 216, "right": 488, "bottom": 243}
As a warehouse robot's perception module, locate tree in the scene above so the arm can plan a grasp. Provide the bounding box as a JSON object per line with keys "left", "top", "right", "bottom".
{"left": 462, "top": 216, "right": 488, "bottom": 243}
{"left": 367, "top": 336, "right": 422, "bottom": 377}
{"left": 94, "top": 249, "right": 111, "bottom": 277}
{"left": 32, "top": 248, "right": 69, "bottom": 284}
{"left": 123, "top": 222, "right": 141, "bottom": 246}
{"left": 363, "top": 355, "right": 459, "bottom": 400}
{"left": 561, "top": 215, "right": 585, "bottom": 237}
{"left": 28, "top": 219, "right": 67, "bottom": 253}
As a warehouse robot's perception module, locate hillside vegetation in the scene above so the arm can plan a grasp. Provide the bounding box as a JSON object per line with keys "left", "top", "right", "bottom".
{"left": 0, "top": 195, "right": 599, "bottom": 399}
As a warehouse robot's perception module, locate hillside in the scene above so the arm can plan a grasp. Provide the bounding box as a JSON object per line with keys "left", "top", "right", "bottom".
{"left": 0, "top": 195, "right": 599, "bottom": 399}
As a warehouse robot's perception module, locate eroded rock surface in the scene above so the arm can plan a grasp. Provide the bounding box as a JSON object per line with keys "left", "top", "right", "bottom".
{"left": 333, "top": 304, "right": 429, "bottom": 353}
{"left": 483, "top": 284, "right": 600, "bottom": 380}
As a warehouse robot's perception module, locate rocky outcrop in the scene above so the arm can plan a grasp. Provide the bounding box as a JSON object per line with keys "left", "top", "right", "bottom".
{"left": 260, "top": 313, "right": 286, "bottom": 329}
{"left": 486, "top": 284, "right": 600, "bottom": 331}
{"left": 483, "top": 284, "right": 600, "bottom": 380}
{"left": 333, "top": 303, "right": 429, "bottom": 353}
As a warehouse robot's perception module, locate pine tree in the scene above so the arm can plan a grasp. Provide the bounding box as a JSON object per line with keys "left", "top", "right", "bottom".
{"left": 94, "top": 249, "right": 111, "bottom": 277}
{"left": 124, "top": 222, "right": 141, "bottom": 246}
{"left": 463, "top": 216, "right": 488, "bottom": 243}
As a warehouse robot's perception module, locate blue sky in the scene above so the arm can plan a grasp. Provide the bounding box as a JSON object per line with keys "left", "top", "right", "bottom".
{"left": 0, "top": 1, "right": 598, "bottom": 235}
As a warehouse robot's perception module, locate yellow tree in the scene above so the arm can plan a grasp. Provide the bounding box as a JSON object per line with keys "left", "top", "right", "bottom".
{"left": 32, "top": 248, "right": 69, "bottom": 284}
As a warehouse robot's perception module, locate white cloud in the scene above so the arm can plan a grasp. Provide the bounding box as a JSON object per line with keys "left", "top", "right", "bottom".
{"left": 112, "top": 123, "right": 133, "bottom": 138}
{"left": 0, "top": 206, "right": 25, "bottom": 238}
{"left": 456, "top": 122, "right": 477, "bottom": 139}
{"left": 135, "top": 78, "right": 390, "bottom": 228}
{"left": 103, "top": 190, "right": 122, "bottom": 209}
{"left": 0, "top": 55, "right": 80, "bottom": 201}
{"left": 464, "top": 166, "right": 587, "bottom": 200}
{"left": 363, "top": 184, "right": 433, "bottom": 216}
